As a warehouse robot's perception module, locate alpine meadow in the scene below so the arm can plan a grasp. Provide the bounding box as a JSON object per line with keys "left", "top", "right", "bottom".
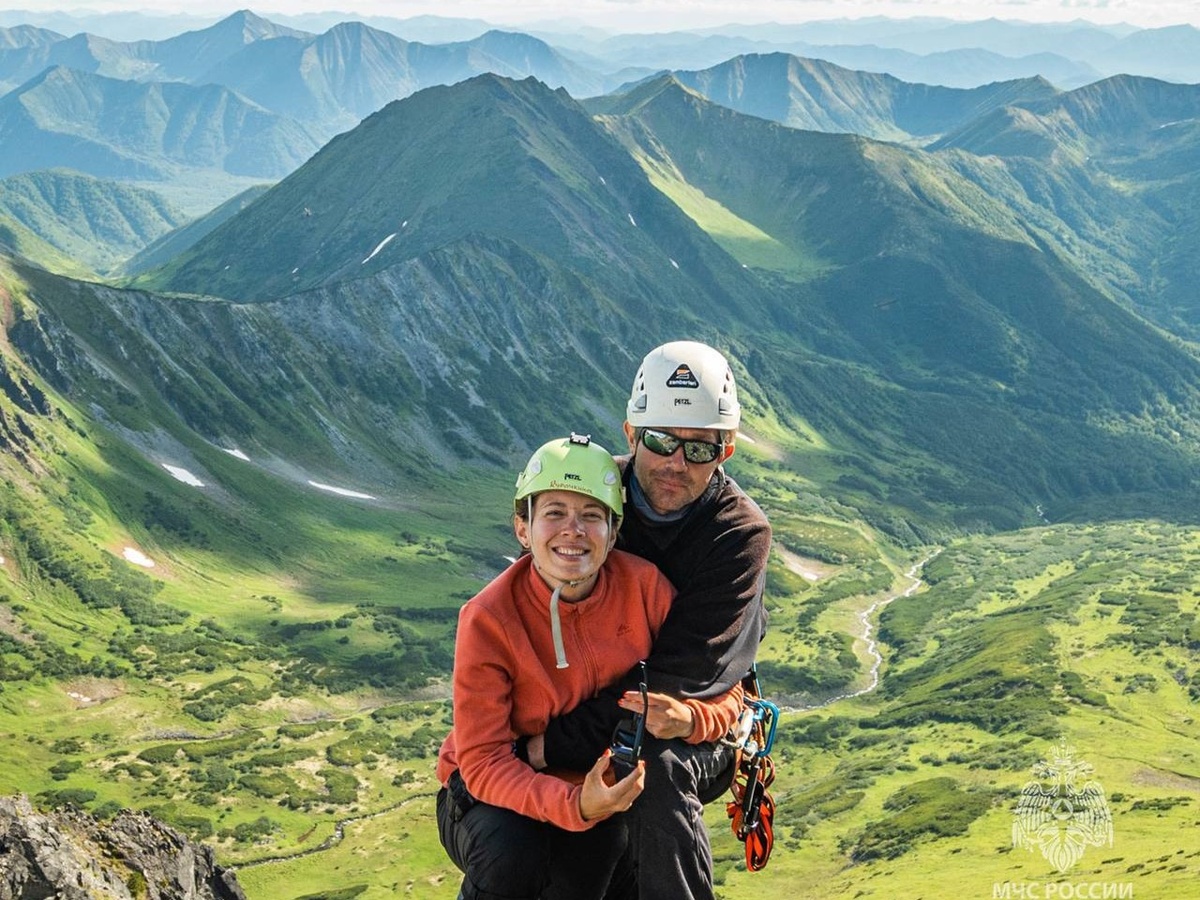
{"left": 0, "top": 9, "right": 1198, "bottom": 899}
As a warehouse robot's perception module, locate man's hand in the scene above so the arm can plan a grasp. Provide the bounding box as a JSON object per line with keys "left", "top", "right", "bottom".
{"left": 526, "top": 733, "right": 547, "bottom": 770}
{"left": 618, "top": 690, "right": 695, "bottom": 740}
{"left": 580, "top": 751, "right": 644, "bottom": 821}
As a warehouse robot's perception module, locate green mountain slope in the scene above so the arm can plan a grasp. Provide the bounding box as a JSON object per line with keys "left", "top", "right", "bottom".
{"left": 594, "top": 77, "right": 1200, "bottom": 524}
{"left": 0, "top": 170, "right": 186, "bottom": 275}
{"left": 121, "top": 183, "right": 271, "bottom": 276}
{"left": 0, "top": 65, "right": 324, "bottom": 181}
{"left": 125, "top": 74, "right": 1200, "bottom": 532}
{"left": 930, "top": 75, "right": 1200, "bottom": 338}
{"left": 0, "top": 213, "right": 92, "bottom": 276}
{"left": 139, "top": 73, "right": 765, "bottom": 326}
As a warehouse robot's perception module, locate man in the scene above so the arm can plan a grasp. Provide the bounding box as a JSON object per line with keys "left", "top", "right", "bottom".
{"left": 526, "top": 340, "right": 772, "bottom": 899}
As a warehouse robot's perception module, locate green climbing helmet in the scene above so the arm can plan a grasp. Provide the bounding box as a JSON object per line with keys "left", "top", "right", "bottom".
{"left": 514, "top": 433, "right": 623, "bottom": 522}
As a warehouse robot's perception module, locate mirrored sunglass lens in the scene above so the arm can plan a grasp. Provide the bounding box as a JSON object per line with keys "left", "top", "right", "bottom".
{"left": 683, "top": 441, "right": 720, "bottom": 463}
{"left": 641, "top": 429, "right": 680, "bottom": 456}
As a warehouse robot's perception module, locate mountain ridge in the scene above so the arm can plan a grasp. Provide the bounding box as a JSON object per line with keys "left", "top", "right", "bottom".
{"left": 0, "top": 64, "right": 324, "bottom": 181}
{"left": 663, "top": 53, "right": 1061, "bottom": 142}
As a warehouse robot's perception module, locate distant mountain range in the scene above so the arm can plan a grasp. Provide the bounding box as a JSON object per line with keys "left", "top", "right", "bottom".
{"left": 653, "top": 54, "right": 1060, "bottom": 142}
{"left": 0, "top": 11, "right": 614, "bottom": 141}
{"left": 0, "top": 11, "right": 1198, "bottom": 531}
{"left": 0, "top": 64, "right": 323, "bottom": 181}
{"left": 0, "top": 71, "right": 1190, "bottom": 538}
{"left": 2, "top": 15, "right": 1200, "bottom": 899}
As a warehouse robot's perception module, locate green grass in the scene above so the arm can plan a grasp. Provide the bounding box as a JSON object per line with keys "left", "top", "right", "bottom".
{"left": 6, "top": 440, "right": 1200, "bottom": 900}
{"left": 633, "top": 149, "right": 829, "bottom": 280}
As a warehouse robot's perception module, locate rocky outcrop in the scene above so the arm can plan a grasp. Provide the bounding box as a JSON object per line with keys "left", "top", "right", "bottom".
{"left": 0, "top": 795, "right": 246, "bottom": 900}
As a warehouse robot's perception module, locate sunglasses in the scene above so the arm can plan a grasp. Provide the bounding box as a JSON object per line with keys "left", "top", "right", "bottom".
{"left": 639, "top": 428, "right": 725, "bottom": 464}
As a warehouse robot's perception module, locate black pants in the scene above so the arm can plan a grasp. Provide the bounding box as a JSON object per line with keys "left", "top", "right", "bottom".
{"left": 436, "top": 772, "right": 635, "bottom": 900}
{"left": 627, "top": 737, "right": 736, "bottom": 900}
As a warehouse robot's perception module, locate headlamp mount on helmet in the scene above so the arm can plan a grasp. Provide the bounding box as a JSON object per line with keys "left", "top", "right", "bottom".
{"left": 513, "top": 433, "right": 624, "bottom": 523}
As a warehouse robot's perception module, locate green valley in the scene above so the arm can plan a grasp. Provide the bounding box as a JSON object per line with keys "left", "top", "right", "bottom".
{"left": 0, "top": 16, "right": 1198, "bottom": 898}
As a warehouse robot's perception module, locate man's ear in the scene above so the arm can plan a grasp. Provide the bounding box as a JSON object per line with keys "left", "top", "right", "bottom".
{"left": 721, "top": 443, "right": 736, "bottom": 462}
{"left": 622, "top": 421, "right": 638, "bottom": 453}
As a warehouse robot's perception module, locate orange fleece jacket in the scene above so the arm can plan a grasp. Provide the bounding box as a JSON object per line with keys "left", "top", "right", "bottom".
{"left": 436, "top": 550, "right": 741, "bottom": 832}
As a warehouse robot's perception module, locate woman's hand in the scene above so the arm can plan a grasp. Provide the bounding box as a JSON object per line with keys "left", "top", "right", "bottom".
{"left": 579, "top": 750, "right": 644, "bottom": 821}
{"left": 618, "top": 690, "right": 695, "bottom": 740}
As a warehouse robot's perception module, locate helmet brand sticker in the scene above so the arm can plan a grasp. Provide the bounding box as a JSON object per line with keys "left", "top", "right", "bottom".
{"left": 667, "top": 364, "right": 700, "bottom": 389}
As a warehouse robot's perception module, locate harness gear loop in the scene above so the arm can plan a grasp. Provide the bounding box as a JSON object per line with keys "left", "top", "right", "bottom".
{"left": 725, "top": 668, "right": 779, "bottom": 872}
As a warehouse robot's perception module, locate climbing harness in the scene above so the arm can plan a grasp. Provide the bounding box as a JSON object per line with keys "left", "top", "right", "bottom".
{"left": 726, "top": 669, "right": 779, "bottom": 872}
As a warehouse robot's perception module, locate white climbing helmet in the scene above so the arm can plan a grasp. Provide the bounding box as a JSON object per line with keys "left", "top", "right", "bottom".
{"left": 626, "top": 340, "right": 740, "bottom": 431}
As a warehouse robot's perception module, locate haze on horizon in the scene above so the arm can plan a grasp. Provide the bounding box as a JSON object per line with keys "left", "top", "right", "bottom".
{"left": 2, "top": 0, "right": 1198, "bottom": 31}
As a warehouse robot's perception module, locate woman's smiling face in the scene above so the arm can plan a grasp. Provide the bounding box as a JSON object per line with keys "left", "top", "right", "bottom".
{"left": 514, "top": 490, "right": 617, "bottom": 601}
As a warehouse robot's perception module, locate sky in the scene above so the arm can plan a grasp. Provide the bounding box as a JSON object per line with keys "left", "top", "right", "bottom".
{"left": 3, "top": 0, "right": 1199, "bottom": 31}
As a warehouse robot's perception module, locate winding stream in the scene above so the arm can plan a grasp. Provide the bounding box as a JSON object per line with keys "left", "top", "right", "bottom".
{"left": 800, "top": 550, "right": 939, "bottom": 711}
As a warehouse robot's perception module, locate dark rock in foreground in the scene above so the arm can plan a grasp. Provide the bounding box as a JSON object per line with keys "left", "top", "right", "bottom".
{"left": 0, "top": 794, "right": 246, "bottom": 900}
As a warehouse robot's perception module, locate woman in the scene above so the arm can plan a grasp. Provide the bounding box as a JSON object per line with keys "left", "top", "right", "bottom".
{"left": 436, "top": 433, "right": 733, "bottom": 899}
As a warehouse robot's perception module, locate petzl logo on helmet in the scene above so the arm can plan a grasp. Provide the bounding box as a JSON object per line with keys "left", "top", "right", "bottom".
{"left": 666, "top": 364, "right": 700, "bottom": 389}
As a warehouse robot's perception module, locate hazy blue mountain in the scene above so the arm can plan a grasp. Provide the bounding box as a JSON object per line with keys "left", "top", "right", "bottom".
{"left": 0, "top": 65, "right": 323, "bottom": 181}
{"left": 661, "top": 53, "right": 1059, "bottom": 142}
{"left": 869, "top": 17, "right": 1130, "bottom": 57}
{"left": 0, "top": 11, "right": 311, "bottom": 96}
{"left": 1088, "top": 24, "right": 1200, "bottom": 83}
{"left": 189, "top": 23, "right": 395, "bottom": 133}
{"left": 558, "top": 30, "right": 1099, "bottom": 90}
{"left": 818, "top": 46, "right": 1101, "bottom": 90}
{"left": 557, "top": 32, "right": 784, "bottom": 72}
{"left": 0, "top": 169, "right": 185, "bottom": 273}
{"left": 200, "top": 24, "right": 605, "bottom": 136}
{"left": 0, "top": 9, "right": 217, "bottom": 41}
{"left": 0, "top": 30, "right": 151, "bottom": 94}
{"left": 273, "top": 12, "right": 495, "bottom": 43}
{"left": 148, "top": 8, "right": 311, "bottom": 82}
{"left": 691, "top": 17, "right": 960, "bottom": 45}
{"left": 446, "top": 29, "right": 605, "bottom": 97}
{"left": 0, "top": 13, "right": 611, "bottom": 140}
{"left": 0, "top": 23, "right": 62, "bottom": 49}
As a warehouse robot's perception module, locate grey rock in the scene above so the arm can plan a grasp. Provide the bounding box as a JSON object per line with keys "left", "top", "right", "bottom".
{"left": 0, "top": 795, "right": 246, "bottom": 900}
